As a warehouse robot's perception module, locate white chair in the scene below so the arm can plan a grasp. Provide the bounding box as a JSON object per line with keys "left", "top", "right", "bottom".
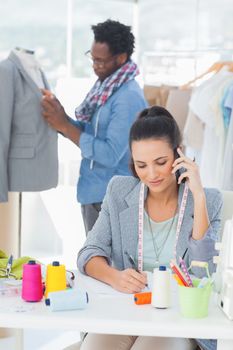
{"left": 220, "top": 190, "right": 233, "bottom": 237}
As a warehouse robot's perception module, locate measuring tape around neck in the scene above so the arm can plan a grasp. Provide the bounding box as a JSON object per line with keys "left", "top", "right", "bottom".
{"left": 137, "top": 181, "right": 189, "bottom": 272}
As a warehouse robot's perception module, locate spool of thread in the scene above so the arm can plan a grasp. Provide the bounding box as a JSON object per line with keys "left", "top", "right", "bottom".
{"left": 134, "top": 292, "right": 152, "bottom": 305}
{"left": 45, "top": 261, "right": 66, "bottom": 297}
{"left": 21, "top": 260, "right": 43, "bottom": 302}
{"left": 45, "top": 289, "right": 88, "bottom": 311}
{"left": 151, "top": 265, "right": 170, "bottom": 309}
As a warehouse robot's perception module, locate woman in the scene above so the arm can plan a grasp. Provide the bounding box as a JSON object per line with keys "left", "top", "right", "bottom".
{"left": 77, "top": 106, "right": 222, "bottom": 350}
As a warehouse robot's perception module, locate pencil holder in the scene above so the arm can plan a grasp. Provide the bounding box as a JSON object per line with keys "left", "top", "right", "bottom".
{"left": 45, "top": 261, "right": 66, "bottom": 297}
{"left": 178, "top": 279, "right": 212, "bottom": 318}
{"left": 21, "top": 260, "right": 43, "bottom": 302}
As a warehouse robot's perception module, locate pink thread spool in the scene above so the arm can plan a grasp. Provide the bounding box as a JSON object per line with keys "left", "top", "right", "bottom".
{"left": 22, "top": 260, "right": 43, "bottom": 302}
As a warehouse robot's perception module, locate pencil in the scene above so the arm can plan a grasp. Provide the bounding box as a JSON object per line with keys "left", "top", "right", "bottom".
{"left": 170, "top": 260, "right": 189, "bottom": 287}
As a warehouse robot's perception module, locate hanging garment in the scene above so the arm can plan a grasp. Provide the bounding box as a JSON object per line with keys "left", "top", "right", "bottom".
{"left": 183, "top": 110, "right": 204, "bottom": 151}
{"left": 183, "top": 109, "right": 204, "bottom": 165}
{"left": 189, "top": 68, "right": 233, "bottom": 187}
{"left": 143, "top": 85, "right": 176, "bottom": 107}
{"left": 210, "top": 77, "right": 233, "bottom": 187}
{"left": 165, "top": 88, "right": 191, "bottom": 133}
{"left": 0, "top": 51, "right": 58, "bottom": 202}
{"left": 221, "top": 88, "right": 233, "bottom": 190}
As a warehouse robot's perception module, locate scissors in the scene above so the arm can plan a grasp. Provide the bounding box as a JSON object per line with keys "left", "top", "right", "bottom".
{"left": 0, "top": 254, "right": 17, "bottom": 279}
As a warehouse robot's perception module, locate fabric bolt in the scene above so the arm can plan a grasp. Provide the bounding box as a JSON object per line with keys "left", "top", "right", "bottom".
{"left": 70, "top": 80, "right": 147, "bottom": 205}
{"left": 75, "top": 60, "right": 139, "bottom": 122}
{"left": 0, "top": 250, "right": 32, "bottom": 280}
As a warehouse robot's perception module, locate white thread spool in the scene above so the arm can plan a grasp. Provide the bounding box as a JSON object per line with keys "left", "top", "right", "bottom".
{"left": 151, "top": 266, "right": 170, "bottom": 309}
{"left": 45, "top": 288, "right": 88, "bottom": 311}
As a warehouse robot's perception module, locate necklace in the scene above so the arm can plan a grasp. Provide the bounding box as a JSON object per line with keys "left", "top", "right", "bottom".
{"left": 145, "top": 201, "right": 178, "bottom": 267}
{"left": 137, "top": 182, "right": 189, "bottom": 272}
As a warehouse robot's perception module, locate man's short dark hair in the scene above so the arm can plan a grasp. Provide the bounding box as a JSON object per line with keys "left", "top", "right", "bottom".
{"left": 91, "top": 19, "right": 135, "bottom": 60}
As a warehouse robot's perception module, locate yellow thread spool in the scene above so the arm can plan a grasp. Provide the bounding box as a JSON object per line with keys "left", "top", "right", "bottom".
{"left": 45, "top": 261, "right": 66, "bottom": 297}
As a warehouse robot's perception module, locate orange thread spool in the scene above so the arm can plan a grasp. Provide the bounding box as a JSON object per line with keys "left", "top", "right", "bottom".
{"left": 134, "top": 292, "right": 152, "bottom": 305}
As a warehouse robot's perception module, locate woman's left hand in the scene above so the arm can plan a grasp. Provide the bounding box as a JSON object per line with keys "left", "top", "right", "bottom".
{"left": 172, "top": 148, "right": 204, "bottom": 197}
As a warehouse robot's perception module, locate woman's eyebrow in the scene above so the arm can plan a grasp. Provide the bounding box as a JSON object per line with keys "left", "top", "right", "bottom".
{"left": 134, "top": 156, "right": 168, "bottom": 163}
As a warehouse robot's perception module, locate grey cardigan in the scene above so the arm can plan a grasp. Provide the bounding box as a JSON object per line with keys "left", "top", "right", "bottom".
{"left": 77, "top": 176, "right": 222, "bottom": 278}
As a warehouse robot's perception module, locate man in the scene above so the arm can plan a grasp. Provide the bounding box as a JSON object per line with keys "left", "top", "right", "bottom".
{"left": 42, "top": 19, "right": 147, "bottom": 235}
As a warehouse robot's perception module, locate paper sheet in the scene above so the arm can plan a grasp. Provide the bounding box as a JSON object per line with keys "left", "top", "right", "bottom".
{"left": 75, "top": 271, "right": 153, "bottom": 296}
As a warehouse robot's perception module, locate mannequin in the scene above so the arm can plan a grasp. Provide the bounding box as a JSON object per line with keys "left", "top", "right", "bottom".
{"left": 0, "top": 48, "right": 58, "bottom": 202}
{"left": 13, "top": 47, "right": 45, "bottom": 89}
{"left": 0, "top": 47, "right": 58, "bottom": 345}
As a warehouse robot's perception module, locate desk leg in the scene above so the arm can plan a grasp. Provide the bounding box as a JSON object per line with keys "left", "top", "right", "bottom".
{"left": 15, "top": 329, "right": 24, "bottom": 350}
{"left": 217, "top": 339, "right": 233, "bottom": 350}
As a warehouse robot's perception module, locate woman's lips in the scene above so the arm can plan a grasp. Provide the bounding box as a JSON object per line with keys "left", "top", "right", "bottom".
{"left": 148, "top": 179, "right": 163, "bottom": 186}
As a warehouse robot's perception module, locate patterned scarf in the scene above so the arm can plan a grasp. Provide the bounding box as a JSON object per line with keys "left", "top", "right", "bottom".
{"left": 75, "top": 59, "right": 139, "bottom": 122}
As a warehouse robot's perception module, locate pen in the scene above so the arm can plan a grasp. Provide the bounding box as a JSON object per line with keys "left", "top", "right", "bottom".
{"left": 181, "top": 248, "right": 188, "bottom": 261}
{"left": 6, "top": 254, "right": 13, "bottom": 278}
{"left": 179, "top": 248, "right": 188, "bottom": 270}
{"left": 124, "top": 251, "right": 148, "bottom": 288}
{"left": 124, "top": 251, "right": 140, "bottom": 272}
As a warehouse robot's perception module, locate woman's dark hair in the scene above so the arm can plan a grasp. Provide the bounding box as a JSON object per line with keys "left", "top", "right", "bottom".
{"left": 91, "top": 19, "right": 135, "bottom": 59}
{"left": 129, "top": 106, "right": 182, "bottom": 178}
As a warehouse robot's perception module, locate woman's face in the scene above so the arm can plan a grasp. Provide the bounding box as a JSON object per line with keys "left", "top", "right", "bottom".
{"left": 131, "top": 138, "right": 176, "bottom": 193}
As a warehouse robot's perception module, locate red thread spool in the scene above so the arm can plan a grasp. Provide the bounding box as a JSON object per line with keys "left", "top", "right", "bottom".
{"left": 134, "top": 292, "right": 152, "bottom": 305}
{"left": 22, "top": 260, "right": 43, "bottom": 302}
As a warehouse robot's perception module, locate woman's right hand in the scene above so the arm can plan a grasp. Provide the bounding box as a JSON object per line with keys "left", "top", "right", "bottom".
{"left": 110, "top": 268, "right": 147, "bottom": 294}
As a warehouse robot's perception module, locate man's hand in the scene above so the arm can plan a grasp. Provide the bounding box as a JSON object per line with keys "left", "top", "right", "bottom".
{"left": 41, "top": 89, "right": 81, "bottom": 145}
{"left": 41, "top": 89, "right": 69, "bottom": 133}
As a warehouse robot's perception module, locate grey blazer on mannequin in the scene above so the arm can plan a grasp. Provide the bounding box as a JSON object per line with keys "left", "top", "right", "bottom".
{"left": 78, "top": 176, "right": 222, "bottom": 278}
{"left": 0, "top": 51, "right": 58, "bottom": 202}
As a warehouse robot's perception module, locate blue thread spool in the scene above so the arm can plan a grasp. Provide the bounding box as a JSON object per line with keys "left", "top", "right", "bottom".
{"left": 45, "top": 289, "right": 88, "bottom": 311}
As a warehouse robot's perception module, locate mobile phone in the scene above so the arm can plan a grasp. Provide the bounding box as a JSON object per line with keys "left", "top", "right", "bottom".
{"left": 174, "top": 150, "right": 186, "bottom": 183}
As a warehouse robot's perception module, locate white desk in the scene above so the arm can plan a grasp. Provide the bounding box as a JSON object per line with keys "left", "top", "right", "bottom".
{"left": 0, "top": 274, "right": 233, "bottom": 350}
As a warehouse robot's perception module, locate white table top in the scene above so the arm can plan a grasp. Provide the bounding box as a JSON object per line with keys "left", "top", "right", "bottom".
{"left": 0, "top": 272, "right": 233, "bottom": 342}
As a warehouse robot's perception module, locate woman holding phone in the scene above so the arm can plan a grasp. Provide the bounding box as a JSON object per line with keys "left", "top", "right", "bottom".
{"left": 76, "top": 106, "right": 222, "bottom": 350}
